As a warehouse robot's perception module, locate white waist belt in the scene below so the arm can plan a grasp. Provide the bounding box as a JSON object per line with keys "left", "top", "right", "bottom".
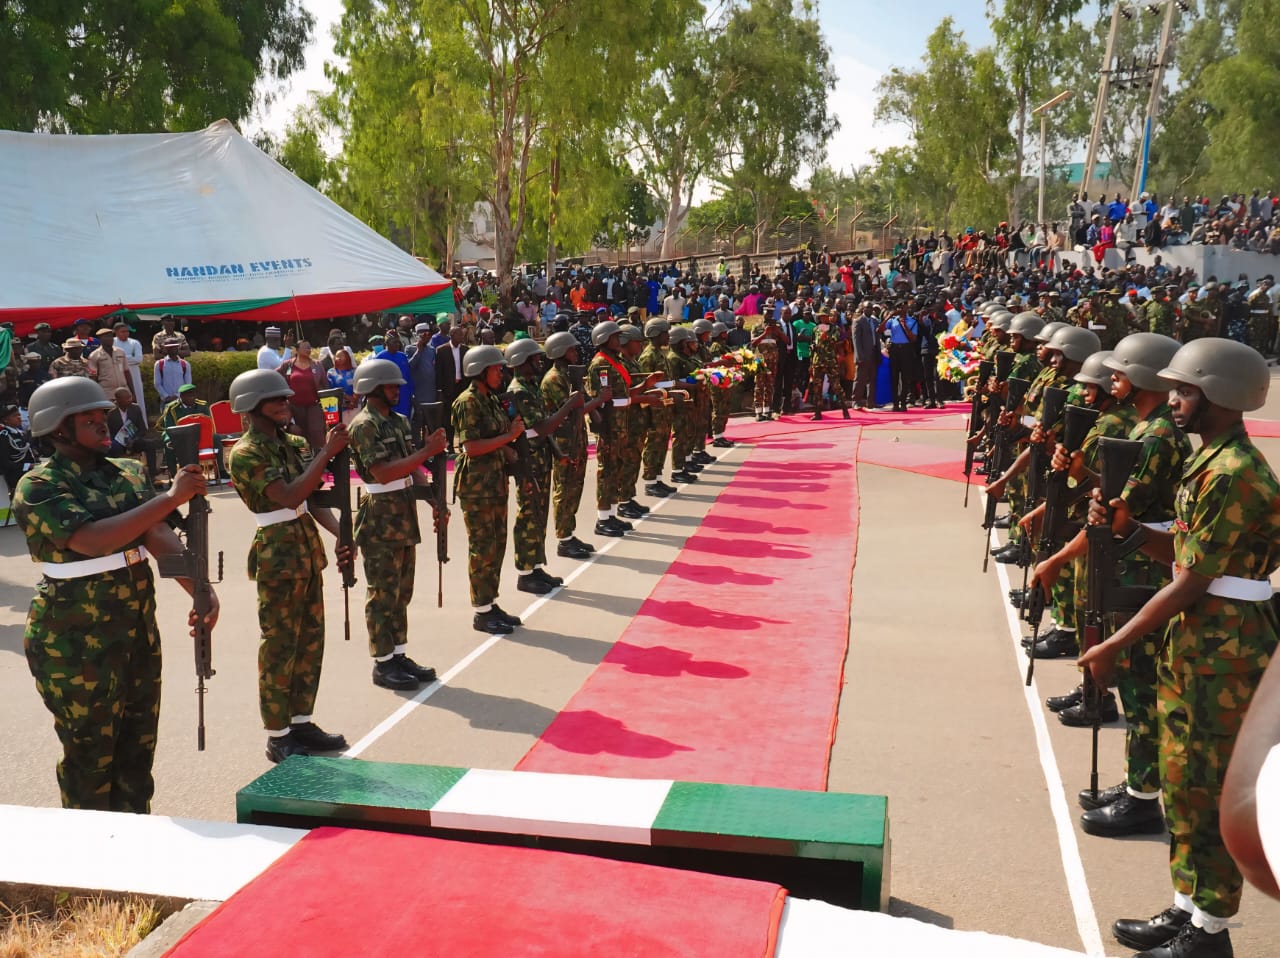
{"left": 1020, "top": 415, "right": 1038, "bottom": 428}
{"left": 1207, "top": 576, "right": 1273, "bottom": 602}
{"left": 254, "top": 503, "right": 309, "bottom": 527}
{"left": 364, "top": 477, "right": 410, "bottom": 495}
{"left": 612, "top": 398, "right": 631, "bottom": 407}
{"left": 43, "top": 546, "right": 149, "bottom": 579}
{"left": 654, "top": 380, "right": 674, "bottom": 389}
{"left": 1142, "top": 520, "right": 1174, "bottom": 532}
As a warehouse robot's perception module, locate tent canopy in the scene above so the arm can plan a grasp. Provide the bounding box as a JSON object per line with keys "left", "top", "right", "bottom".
{"left": 0, "top": 120, "right": 450, "bottom": 335}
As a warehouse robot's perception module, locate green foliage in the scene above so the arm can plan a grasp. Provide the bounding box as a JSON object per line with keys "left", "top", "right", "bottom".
{"left": 0, "top": 2, "right": 313, "bottom": 133}
{"left": 592, "top": 179, "right": 660, "bottom": 251}
{"left": 139, "top": 351, "right": 259, "bottom": 414}
{"left": 874, "top": 18, "right": 1015, "bottom": 230}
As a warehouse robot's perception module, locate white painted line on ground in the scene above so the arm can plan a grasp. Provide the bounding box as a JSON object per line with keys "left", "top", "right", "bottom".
{"left": 344, "top": 447, "right": 745, "bottom": 759}
{"left": 988, "top": 516, "right": 1107, "bottom": 958}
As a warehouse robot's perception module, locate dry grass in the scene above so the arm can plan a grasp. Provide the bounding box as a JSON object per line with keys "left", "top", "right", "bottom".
{"left": 0, "top": 895, "right": 162, "bottom": 958}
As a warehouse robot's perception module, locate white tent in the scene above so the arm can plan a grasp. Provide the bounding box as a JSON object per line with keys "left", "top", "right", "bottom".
{"left": 0, "top": 120, "right": 450, "bottom": 335}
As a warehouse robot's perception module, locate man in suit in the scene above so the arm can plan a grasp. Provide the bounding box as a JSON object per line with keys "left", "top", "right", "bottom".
{"left": 851, "top": 305, "right": 881, "bottom": 410}
{"left": 107, "top": 387, "right": 162, "bottom": 483}
{"left": 434, "top": 324, "right": 469, "bottom": 454}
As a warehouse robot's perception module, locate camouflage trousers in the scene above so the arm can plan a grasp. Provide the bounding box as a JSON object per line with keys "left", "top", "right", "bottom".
{"left": 694, "top": 389, "right": 710, "bottom": 452}
{"left": 595, "top": 428, "right": 625, "bottom": 509}
{"left": 753, "top": 354, "right": 777, "bottom": 409}
{"left": 1005, "top": 471, "right": 1027, "bottom": 548}
{"left": 642, "top": 406, "right": 672, "bottom": 480}
{"left": 363, "top": 543, "right": 415, "bottom": 659}
{"left": 710, "top": 385, "right": 732, "bottom": 436}
{"left": 1158, "top": 657, "right": 1267, "bottom": 917}
{"left": 25, "top": 570, "right": 161, "bottom": 812}
{"left": 618, "top": 421, "right": 643, "bottom": 501}
{"left": 1117, "top": 632, "right": 1161, "bottom": 793}
{"left": 552, "top": 454, "right": 586, "bottom": 540}
{"left": 258, "top": 571, "right": 326, "bottom": 731}
{"left": 461, "top": 495, "right": 508, "bottom": 606}
{"left": 671, "top": 405, "right": 696, "bottom": 471}
{"left": 1050, "top": 552, "right": 1081, "bottom": 632}
{"left": 514, "top": 456, "right": 552, "bottom": 570}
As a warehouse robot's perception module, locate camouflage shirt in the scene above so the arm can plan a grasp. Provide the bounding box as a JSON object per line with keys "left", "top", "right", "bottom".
{"left": 1145, "top": 300, "right": 1176, "bottom": 338}
{"left": 15, "top": 452, "right": 153, "bottom": 566}
{"left": 507, "top": 369, "right": 552, "bottom": 468}
{"left": 49, "top": 356, "right": 91, "bottom": 379}
{"left": 451, "top": 382, "right": 509, "bottom": 500}
{"left": 587, "top": 349, "right": 632, "bottom": 440}
{"left": 809, "top": 326, "right": 839, "bottom": 376}
{"left": 348, "top": 403, "right": 420, "bottom": 547}
{"left": 1010, "top": 350, "right": 1041, "bottom": 385}
{"left": 226, "top": 426, "right": 326, "bottom": 580}
{"left": 1169, "top": 422, "right": 1280, "bottom": 674}
{"left": 541, "top": 363, "right": 585, "bottom": 459}
{"left": 1122, "top": 404, "right": 1191, "bottom": 523}
{"left": 1069, "top": 400, "right": 1142, "bottom": 522}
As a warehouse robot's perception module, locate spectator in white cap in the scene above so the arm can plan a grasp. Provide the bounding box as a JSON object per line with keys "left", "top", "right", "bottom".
{"left": 257, "top": 326, "right": 292, "bottom": 370}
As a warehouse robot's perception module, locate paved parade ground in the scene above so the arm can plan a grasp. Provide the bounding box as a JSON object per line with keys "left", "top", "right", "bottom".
{"left": 3, "top": 387, "right": 1280, "bottom": 955}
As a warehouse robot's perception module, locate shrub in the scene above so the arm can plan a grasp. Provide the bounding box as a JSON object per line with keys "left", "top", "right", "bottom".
{"left": 141, "top": 351, "right": 259, "bottom": 414}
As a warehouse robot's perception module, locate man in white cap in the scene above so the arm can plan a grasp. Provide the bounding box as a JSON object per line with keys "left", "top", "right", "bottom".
{"left": 257, "top": 326, "right": 292, "bottom": 371}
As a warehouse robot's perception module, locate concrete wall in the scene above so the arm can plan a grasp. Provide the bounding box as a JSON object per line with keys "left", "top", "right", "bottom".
{"left": 1082, "top": 243, "right": 1279, "bottom": 286}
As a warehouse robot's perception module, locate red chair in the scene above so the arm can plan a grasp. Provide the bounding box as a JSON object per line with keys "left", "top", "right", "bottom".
{"left": 210, "top": 400, "right": 242, "bottom": 439}
{"left": 174, "top": 414, "right": 221, "bottom": 482}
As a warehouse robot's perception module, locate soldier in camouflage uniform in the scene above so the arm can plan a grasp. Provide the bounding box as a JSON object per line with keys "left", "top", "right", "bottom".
{"left": 585, "top": 321, "right": 651, "bottom": 534}
{"left": 15, "top": 378, "right": 215, "bottom": 811}
{"left": 505, "top": 338, "right": 581, "bottom": 595}
{"left": 452, "top": 345, "right": 525, "bottom": 636}
{"left": 1081, "top": 338, "right": 1280, "bottom": 958}
{"left": 750, "top": 315, "right": 784, "bottom": 420}
{"left": 807, "top": 316, "right": 849, "bottom": 420}
{"left": 225, "top": 369, "right": 353, "bottom": 763}
{"left": 1246, "top": 277, "right": 1274, "bottom": 355}
{"left": 638, "top": 319, "right": 677, "bottom": 494}
{"left": 987, "top": 312, "right": 1045, "bottom": 564}
{"left": 689, "top": 319, "right": 716, "bottom": 464}
{"left": 667, "top": 326, "right": 705, "bottom": 483}
{"left": 347, "top": 359, "right": 448, "bottom": 692}
{"left": 1075, "top": 336, "right": 1191, "bottom": 839}
{"left": 49, "top": 339, "right": 92, "bottom": 379}
{"left": 1086, "top": 290, "right": 1129, "bottom": 350}
{"left": 616, "top": 324, "right": 652, "bottom": 518}
{"left": 708, "top": 322, "right": 737, "bottom": 447}
{"left": 1146, "top": 287, "right": 1178, "bottom": 338}
{"left": 540, "top": 331, "right": 606, "bottom": 560}
{"left": 1175, "top": 284, "right": 1221, "bottom": 343}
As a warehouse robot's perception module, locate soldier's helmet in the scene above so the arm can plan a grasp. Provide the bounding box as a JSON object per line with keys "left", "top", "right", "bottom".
{"left": 229, "top": 369, "right": 294, "bottom": 415}
{"left": 1158, "top": 339, "right": 1270, "bottom": 411}
{"left": 352, "top": 358, "right": 407, "bottom": 396}
{"left": 591, "top": 321, "right": 622, "bottom": 347}
{"left": 543, "top": 331, "right": 578, "bottom": 361}
{"left": 1047, "top": 325, "right": 1101, "bottom": 362}
{"left": 1103, "top": 333, "right": 1181, "bottom": 391}
{"left": 27, "top": 377, "right": 114, "bottom": 438}
{"left": 644, "top": 318, "right": 670, "bottom": 340}
{"left": 986, "top": 310, "right": 1014, "bottom": 331}
{"left": 462, "top": 344, "right": 506, "bottom": 378}
{"left": 1073, "top": 350, "right": 1115, "bottom": 387}
{"left": 668, "top": 326, "right": 696, "bottom": 346}
{"left": 691, "top": 318, "right": 713, "bottom": 335}
{"left": 504, "top": 338, "right": 545, "bottom": 368}
{"left": 1035, "top": 321, "right": 1068, "bottom": 343}
{"left": 620, "top": 324, "right": 645, "bottom": 344}
{"left": 711, "top": 321, "right": 729, "bottom": 336}
{"left": 1010, "top": 311, "right": 1045, "bottom": 340}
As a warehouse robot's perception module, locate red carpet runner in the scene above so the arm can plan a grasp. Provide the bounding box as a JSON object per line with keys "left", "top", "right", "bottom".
{"left": 164, "top": 827, "right": 786, "bottom": 958}
{"left": 518, "top": 424, "right": 861, "bottom": 791}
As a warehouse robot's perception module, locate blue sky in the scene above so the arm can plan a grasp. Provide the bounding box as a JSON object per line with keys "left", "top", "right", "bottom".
{"left": 248, "top": 0, "right": 998, "bottom": 182}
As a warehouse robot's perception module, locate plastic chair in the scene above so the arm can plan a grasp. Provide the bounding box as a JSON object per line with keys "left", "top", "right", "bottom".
{"left": 210, "top": 400, "right": 242, "bottom": 439}
{"left": 174, "top": 415, "right": 220, "bottom": 481}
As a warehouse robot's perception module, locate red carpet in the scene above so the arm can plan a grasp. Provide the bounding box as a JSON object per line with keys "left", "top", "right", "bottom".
{"left": 165, "top": 827, "right": 786, "bottom": 958}
{"left": 519, "top": 428, "right": 860, "bottom": 790}
{"left": 1246, "top": 418, "right": 1280, "bottom": 438}
{"left": 856, "top": 435, "right": 969, "bottom": 483}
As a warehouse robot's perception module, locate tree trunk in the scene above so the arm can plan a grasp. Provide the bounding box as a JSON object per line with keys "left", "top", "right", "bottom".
{"left": 660, "top": 169, "right": 686, "bottom": 260}
{"left": 1009, "top": 82, "right": 1028, "bottom": 222}
{"left": 546, "top": 141, "right": 561, "bottom": 281}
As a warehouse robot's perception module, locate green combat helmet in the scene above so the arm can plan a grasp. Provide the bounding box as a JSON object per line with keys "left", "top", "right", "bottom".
{"left": 1158, "top": 339, "right": 1270, "bottom": 411}
{"left": 462, "top": 345, "right": 505, "bottom": 378}
{"left": 352, "top": 358, "right": 407, "bottom": 395}
{"left": 1103, "top": 333, "right": 1181, "bottom": 391}
{"left": 27, "top": 377, "right": 114, "bottom": 437}
{"left": 543, "top": 332, "right": 577, "bottom": 361}
{"left": 229, "top": 369, "right": 294, "bottom": 415}
{"left": 504, "top": 338, "right": 545, "bottom": 368}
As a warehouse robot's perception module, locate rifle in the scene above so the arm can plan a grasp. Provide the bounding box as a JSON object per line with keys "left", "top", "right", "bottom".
{"left": 498, "top": 391, "right": 540, "bottom": 492}
{"left": 1023, "top": 402, "right": 1098, "bottom": 686}
{"left": 310, "top": 388, "right": 355, "bottom": 641}
{"left": 1081, "top": 437, "right": 1155, "bottom": 801}
{"left": 156, "top": 423, "right": 222, "bottom": 751}
{"left": 963, "top": 358, "right": 995, "bottom": 507}
{"left": 981, "top": 375, "right": 1032, "bottom": 573}
{"left": 418, "top": 402, "right": 449, "bottom": 607}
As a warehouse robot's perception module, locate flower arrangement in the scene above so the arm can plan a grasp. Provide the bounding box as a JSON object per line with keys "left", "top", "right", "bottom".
{"left": 687, "top": 366, "right": 746, "bottom": 389}
{"left": 724, "top": 347, "right": 760, "bottom": 373}
{"left": 936, "top": 330, "right": 981, "bottom": 383}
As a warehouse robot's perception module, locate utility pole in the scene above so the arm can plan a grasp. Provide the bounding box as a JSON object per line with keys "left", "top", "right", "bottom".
{"left": 1034, "top": 90, "right": 1074, "bottom": 226}
{"left": 1130, "top": 1, "right": 1180, "bottom": 202}
{"left": 1081, "top": 2, "right": 1125, "bottom": 194}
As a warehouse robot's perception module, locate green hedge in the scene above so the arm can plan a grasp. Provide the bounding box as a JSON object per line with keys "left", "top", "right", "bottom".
{"left": 140, "top": 351, "right": 259, "bottom": 415}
